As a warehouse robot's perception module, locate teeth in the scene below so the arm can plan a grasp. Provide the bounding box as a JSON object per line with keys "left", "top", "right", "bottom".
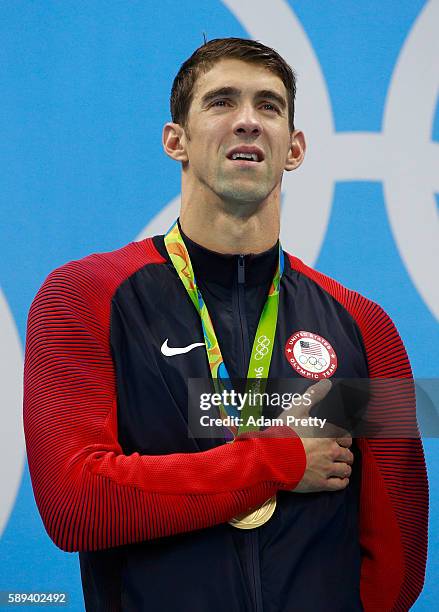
{"left": 231, "top": 152, "right": 258, "bottom": 161}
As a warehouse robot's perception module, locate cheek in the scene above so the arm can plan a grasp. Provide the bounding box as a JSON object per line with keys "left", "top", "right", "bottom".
{"left": 270, "top": 129, "right": 292, "bottom": 157}
{"left": 202, "top": 119, "right": 228, "bottom": 149}
{"left": 190, "top": 128, "right": 224, "bottom": 160}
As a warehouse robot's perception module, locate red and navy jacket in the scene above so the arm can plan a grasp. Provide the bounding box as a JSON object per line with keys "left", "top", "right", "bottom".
{"left": 23, "top": 230, "right": 428, "bottom": 611}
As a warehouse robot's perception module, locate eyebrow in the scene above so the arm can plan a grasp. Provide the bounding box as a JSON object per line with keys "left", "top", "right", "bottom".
{"left": 200, "top": 86, "right": 287, "bottom": 110}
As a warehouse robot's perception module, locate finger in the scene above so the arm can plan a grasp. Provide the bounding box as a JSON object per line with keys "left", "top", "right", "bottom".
{"left": 335, "top": 435, "right": 352, "bottom": 448}
{"left": 326, "top": 477, "right": 350, "bottom": 491}
{"left": 318, "top": 422, "right": 349, "bottom": 440}
{"left": 307, "top": 379, "right": 332, "bottom": 406}
{"left": 335, "top": 448, "right": 354, "bottom": 465}
{"left": 295, "top": 379, "right": 333, "bottom": 418}
{"left": 329, "top": 463, "right": 352, "bottom": 479}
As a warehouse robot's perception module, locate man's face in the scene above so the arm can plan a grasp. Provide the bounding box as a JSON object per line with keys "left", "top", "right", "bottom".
{"left": 180, "top": 58, "right": 300, "bottom": 206}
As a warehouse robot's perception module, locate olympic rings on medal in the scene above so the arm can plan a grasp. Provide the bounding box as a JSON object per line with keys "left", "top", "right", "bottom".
{"left": 255, "top": 335, "right": 270, "bottom": 360}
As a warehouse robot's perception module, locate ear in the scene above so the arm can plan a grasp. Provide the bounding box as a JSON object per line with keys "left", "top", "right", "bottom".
{"left": 162, "top": 122, "right": 189, "bottom": 163}
{"left": 284, "top": 130, "right": 306, "bottom": 171}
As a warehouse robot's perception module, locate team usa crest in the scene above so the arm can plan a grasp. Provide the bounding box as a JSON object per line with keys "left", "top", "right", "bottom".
{"left": 285, "top": 331, "right": 338, "bottom": 379}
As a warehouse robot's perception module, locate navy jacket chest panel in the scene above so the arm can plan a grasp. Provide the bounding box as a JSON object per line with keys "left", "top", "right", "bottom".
{"left": 272, "top": 269, "right": 369, "bottom": 380}
{"left": 110, "top": 262, "right": 210, "bottom": 455}
{"left": 111, "top": 259, "right": 369, "bottom": 455}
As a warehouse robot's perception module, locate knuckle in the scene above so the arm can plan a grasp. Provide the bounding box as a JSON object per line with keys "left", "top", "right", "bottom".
{"left": 325, "top": 479, "right": 335, "bottom": 491}
{"left": 329, "top": 443, "right": 339, "bottom": 461}
{"left": 340, "top": 465, "right": 351, "bottom": 479}
{"left": 327, "top": 476, "right": 349, "bottom": 492}
{"left": 339, "top": 436, "right": 352, "bottom": 448}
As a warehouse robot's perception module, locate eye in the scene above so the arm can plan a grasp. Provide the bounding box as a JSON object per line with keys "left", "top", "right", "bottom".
{"left": 210, "top": 99, "right": 231, "bottom": 108}
{"left": 261, "top": 102, "right": 279, "bottom": 112}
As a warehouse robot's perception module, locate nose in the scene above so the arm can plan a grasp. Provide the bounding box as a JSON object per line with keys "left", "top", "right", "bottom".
{"left": 233, "top": 103, "right": 262, "bottom": 137}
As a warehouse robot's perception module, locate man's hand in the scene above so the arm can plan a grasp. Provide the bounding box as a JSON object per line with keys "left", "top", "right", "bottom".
{"left": 294, "top": 434, "right": 353, "bottom": 492}
{"left": 279, "top": 380, "right": 354, "bottom": 493}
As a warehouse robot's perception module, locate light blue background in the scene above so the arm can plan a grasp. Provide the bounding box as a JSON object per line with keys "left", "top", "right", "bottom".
{"left": 1, "top": 1, "right": 437, "bottom": 609}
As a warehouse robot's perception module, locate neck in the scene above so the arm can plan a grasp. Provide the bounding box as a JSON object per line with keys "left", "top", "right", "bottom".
{"left": 179, "top": 198, "right": 280, "bottom": 255}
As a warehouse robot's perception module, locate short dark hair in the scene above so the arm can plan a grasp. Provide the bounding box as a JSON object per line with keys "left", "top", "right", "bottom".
{"left": 170, "top": 37, "right": 296, "bottom": 131}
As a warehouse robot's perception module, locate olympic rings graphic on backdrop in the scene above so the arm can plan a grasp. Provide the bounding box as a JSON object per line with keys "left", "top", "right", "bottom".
{"left": 140, "top": 0, "right": 439, "bottom": 321}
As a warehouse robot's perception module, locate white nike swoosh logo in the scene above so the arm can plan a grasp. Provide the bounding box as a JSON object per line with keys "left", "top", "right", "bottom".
{"left": 160, "top": 339, "right": 205, "bottom": 357}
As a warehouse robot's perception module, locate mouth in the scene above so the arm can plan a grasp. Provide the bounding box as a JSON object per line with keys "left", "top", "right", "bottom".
{"left": 226, "top": 146, "right": 265, "bottom": 165}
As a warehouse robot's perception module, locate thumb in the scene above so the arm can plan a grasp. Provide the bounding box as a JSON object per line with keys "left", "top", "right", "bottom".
{"left": 295, "top": 379, "right": 332, "bottom": 419}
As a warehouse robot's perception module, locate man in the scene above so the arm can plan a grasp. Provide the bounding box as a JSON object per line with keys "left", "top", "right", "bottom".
{"left": 24, "top": 38, "right": 427, "bottom": 611}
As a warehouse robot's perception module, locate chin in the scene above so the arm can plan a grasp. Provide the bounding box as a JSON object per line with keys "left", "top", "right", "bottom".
{"left": 216, "top": 184, "right": 271, "bottom": 205}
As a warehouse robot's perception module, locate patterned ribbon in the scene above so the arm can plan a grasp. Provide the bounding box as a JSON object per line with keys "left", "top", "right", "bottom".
{"left": 164, "top": 220, "right": 284, "bottom": 438}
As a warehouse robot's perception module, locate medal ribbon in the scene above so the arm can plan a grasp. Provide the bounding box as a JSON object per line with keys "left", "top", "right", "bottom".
{"left": 164, "top": 221, "right": 284, "bottom": 438}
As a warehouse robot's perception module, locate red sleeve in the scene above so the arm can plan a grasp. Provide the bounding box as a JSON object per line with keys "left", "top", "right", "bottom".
{"left": 23, "top": 240, "right": 306, "bottom": 553}
{"left": 288, "top": 255, "right": 428, "bottom": 612}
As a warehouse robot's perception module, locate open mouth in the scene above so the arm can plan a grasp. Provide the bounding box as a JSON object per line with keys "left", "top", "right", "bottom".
{"left": 226, "top": 147, "right": 265, "bottom": 164}
{"left": 230, "top": 152, "right": 259, "bottom": 162}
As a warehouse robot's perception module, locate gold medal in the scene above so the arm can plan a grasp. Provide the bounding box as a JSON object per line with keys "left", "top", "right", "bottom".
{"left": 228, "top": 495, "right": 277, "bottom": 529}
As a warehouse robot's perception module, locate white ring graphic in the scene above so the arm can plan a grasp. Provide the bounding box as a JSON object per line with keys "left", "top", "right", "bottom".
{"left": 382, "top": 1, "right": 439, "bottom": 322}
{"left": 256, "top": 335, "right": 270, "bottom": 347}
{"left": 0, "top": 287, "right": 25, "bottom": 537}
{"left": 255, "top": 335, "right": 270, "bottom": 360}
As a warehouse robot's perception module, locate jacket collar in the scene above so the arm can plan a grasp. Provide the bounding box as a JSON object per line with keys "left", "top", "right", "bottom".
{"left": 153, "top": 221, "right": 280, "bottom": 287}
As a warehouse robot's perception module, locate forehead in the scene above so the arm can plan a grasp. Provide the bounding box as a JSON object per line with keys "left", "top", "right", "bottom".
{"left": 192, "top": 58, "right": 287, "bottom": 102}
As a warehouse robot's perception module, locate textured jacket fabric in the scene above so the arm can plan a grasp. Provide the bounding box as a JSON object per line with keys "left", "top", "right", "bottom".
{"left": 23, "top": 232, "right": 428, "bottom": 611}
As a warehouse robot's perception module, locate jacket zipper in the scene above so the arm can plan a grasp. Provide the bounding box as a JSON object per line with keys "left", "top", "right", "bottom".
{"left": 237, "top": 255, "right": 250, "bottom": 377}
{"left": 237, "top": 256, "right": 264, "bottom": 612}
